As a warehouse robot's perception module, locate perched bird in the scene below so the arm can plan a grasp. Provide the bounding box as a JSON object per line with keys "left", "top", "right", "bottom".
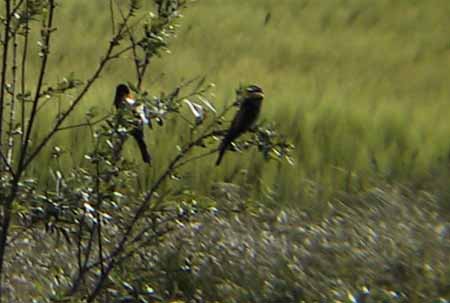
{"left": 216, "top": 85, "right": 264, "bottom": 166}
{"left": 114, "top": 84, "right": 152, "bottom": 164}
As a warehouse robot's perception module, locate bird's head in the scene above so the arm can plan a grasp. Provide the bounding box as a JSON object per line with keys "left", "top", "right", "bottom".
{"left": 244, "top": 84, "right": 264, "bottom": 100}
{"left": 116, "top": 84, "right": 131, "bottom": 100}
{"left": 234, "top": 84, "right": 264, "bottom": 106}
{"left": 115, "top": 83, "right": 136, "bottom": 108}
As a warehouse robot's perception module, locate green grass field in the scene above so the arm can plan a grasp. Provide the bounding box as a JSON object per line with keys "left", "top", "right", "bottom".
{"left": 26, "top": 0, "right": 450, "bottom": 205}
{"left": 4, "top": 2, "right": 450, "bottom": 301}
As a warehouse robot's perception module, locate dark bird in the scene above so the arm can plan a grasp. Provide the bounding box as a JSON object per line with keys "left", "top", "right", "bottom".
{"left": 114, "top": 84, "right": 152, "bottom": 164}
{"left": 216, "top": 85, "right": 264, "bottom": 166}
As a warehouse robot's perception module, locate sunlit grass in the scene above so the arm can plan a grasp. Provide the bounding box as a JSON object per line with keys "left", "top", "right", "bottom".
{"left": 21, "top": 0, "right": 450, "bottom": 205}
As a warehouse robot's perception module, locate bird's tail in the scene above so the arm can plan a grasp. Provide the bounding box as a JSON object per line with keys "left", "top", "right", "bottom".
{"left": 215, "top": 147, "right": 226, "bottom": 166}
{"left": 132, "top": 132, "right": 151, "bottom": 164}
{"left": 138, "top": 142, "right": 151, "bottom": 164}
{"left": 215, "top": 138, "right": 230, "bottom": 166}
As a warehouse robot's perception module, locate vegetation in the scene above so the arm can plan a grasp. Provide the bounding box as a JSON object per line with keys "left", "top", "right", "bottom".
{"left": 22, "top": 0, "right": 450, "bottom": 204}
{"left": 0, "top": 0, "right": 449, "bottom": 302}
{"left": 7, "top": 186, "right": 450, "bottom": 302}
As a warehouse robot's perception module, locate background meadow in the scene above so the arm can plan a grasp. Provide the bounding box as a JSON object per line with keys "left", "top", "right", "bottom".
{"left": 26, "top": 0, "right": 450, "bottom": 207}
{"left": 3, "top": 1, "right": 450, "bottom": 301}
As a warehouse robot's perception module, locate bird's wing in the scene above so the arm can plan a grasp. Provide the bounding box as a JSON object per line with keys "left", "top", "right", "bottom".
{"left": 125, "top": 96, "right": 150, "bottom": 126}
{"left": 135, "top": 104, "right": 150, "bottom": 125}
{"left": 125, "top": 97, "right": 136, "bottom": 106}
{"left": 226, "top": 106, "right": 249, "bottom": 141}
{"left": 233, "top": 104, "right": 257, "bottom": 131}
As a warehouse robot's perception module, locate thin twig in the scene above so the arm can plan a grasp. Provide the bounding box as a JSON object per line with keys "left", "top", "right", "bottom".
{"left": 20, "top": 0, "right": 30, "bottom": 145}
{"left": 0, "top": 151, "right": 15, "bottom": 179}
{"left": 127, "top": 27, "right": 142, "bottom": 87}
{"left": 94, "top": 135, "right": 105, "bottom": 276}
{"left": 96, "top": 213, "right": 105, "bottom": 276}
{"left": 56, "top": 114, "right": 112, "bottom": 131}
{"left": 72, "top": 212, "right": 86, "bottom": 295}
{"left": 115, "top": 0, "right": 148, "bottom": 89}
{"left": 0, "top": 0, "right": 12, "bottom": 159}
{"left": 109, "top": 0, "right": 115, "bottom": 35}
{"left": 109, "top": 45, "right": 133, "bottom": 59}
{"left": 173, "top": 148, "right": 219, "bottom": 170}
{"left": 10, "top": 0, "right": 25, "bottom": 16}
{"left": 7, "top": 24, "right": 18, "bottom": 165}
{"left": 82, "top": 224, "right": 96, "bottom": 277}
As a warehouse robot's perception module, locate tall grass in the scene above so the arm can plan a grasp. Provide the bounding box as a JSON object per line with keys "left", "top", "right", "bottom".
{"left": 22, "top": 0, "right": 450, "bottom": 205}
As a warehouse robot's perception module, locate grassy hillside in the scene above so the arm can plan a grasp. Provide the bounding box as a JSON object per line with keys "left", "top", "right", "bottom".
{"left": 24, "top": 0, "right": 450, "bottom": 205}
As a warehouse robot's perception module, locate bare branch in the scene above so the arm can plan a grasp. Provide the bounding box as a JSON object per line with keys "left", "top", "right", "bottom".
{"left": 0, "top": 0, "right": 12, "bottom": 157}
{"left": 20, "top": 0, "right": 30, "bottom": 145}
{"left": 7, "top": 25, "right": 19, "bottom": 165}
{"left": 18, "top": 0, "right": 57, "bottom": 172}
{"left": 109, "top": 45, "right": 133, "bottom": 59}
{"left": 10, "top": 0, "right": 25, "bottom": 16}
{"left": 55, "top": 114, "right": 112, "bottom": 132}
{"left": 0, "top": 150, "right": 15, "bottom": 179}
{"left": 109, "top": 0, "right": 115, "bottom": 35}
{"left": 173, "top": 148, "right": 219, "bottom": 170}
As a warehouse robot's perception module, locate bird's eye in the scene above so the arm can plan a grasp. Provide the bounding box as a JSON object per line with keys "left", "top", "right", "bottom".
{"left": 246, "top": 85, "right": 261, "bottom": 93}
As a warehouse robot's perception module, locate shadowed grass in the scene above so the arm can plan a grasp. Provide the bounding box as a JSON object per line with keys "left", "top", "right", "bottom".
{"left": 6, "top": 185, "right": 450, "bottom": 302}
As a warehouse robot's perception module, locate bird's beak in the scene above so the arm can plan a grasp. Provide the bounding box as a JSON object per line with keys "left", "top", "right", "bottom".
{"left": 251, "top": 91, "right": 265, "bottom": 99}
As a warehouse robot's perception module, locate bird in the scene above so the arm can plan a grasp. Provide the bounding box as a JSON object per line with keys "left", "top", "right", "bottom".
{"left": 114, "top": 84, "right": 152, "bottom": 164}
{"left": 216, "top": 85, "right": 264, "bottom": 166}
